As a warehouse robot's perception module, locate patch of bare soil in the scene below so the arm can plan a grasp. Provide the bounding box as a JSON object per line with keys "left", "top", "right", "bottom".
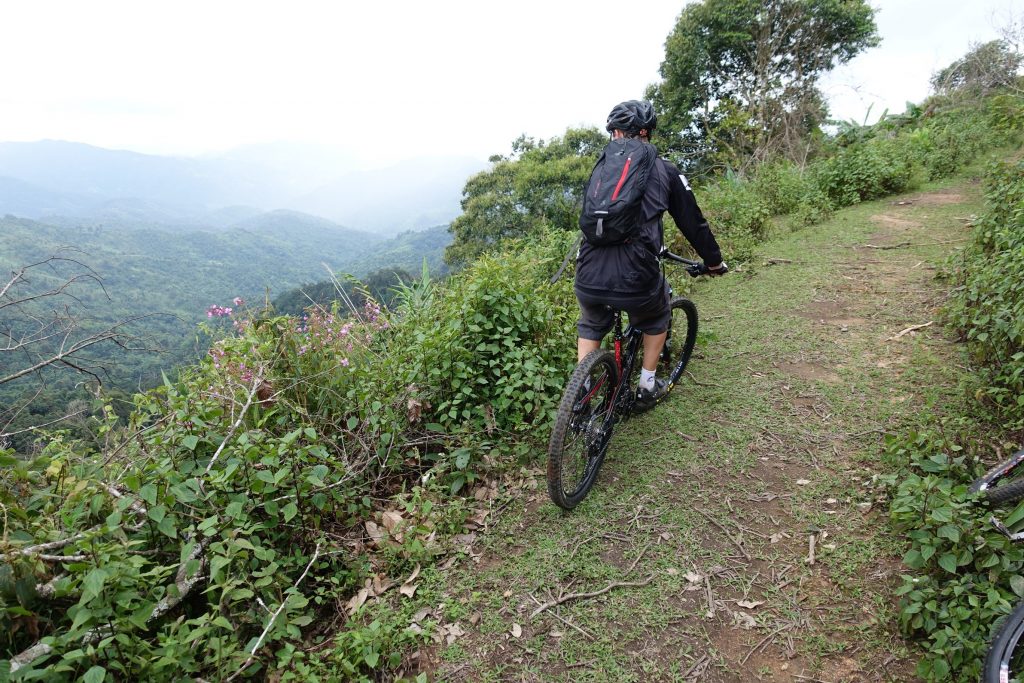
{"left": 777, "top": 361, "right": 842, "bottom": 384}
{"left": 869, "top": 214, "right": 922, "bottom": 231}
{"left": 892, "top": 191, "right": 964, "bottom": 206}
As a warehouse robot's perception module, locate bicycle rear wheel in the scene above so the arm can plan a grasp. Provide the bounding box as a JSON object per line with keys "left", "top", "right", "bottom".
{"left": 971, "top": 449, "right": 1024, "bottom": 506}
{"left": 984, "top": 599, "right": 1024, "bottom": 682}
{"left": 547, "top": 349, "right": 618, "bottom": 510}
{"left": 663, "top": 297, "right": 698, "bottom": 384}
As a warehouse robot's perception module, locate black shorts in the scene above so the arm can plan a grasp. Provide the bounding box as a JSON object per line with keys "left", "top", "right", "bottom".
{"left": 575, "top": 280, "right": 670, "bottom": 341}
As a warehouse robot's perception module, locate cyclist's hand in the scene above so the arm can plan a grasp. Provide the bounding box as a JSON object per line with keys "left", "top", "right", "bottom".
{"left": 706, "top": 261, "right": 729, "bottom": 276}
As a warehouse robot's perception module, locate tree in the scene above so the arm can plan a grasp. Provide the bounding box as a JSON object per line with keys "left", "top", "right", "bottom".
{"left": 1, "top": 253, "right": 155, "bottom": 450}
{"left": 444, "top": 128, "right": 606, "bottom": 268}
{"left": 931, "top": 39, "right": 1023, "bottom": 100}
{"left": 648, "top": 0, "right": 879, "bottom": 174}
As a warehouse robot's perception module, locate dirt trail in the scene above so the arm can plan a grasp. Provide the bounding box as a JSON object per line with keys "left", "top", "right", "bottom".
{"left": 426, "top": 180, "right": 982, "bottom": 682}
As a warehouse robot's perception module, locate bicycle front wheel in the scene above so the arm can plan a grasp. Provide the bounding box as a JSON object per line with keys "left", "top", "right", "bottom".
{"left": 663, "top": 297, "right": 698, "bottom": 384}
{"left": 547, "top": 349, "right": 618, "bottom": 510}
{"left": 971, "top": 449, "right": 1024, "bottom": 506}
{"left": 985, "top": 599, "right": 1024, "bottom": 682}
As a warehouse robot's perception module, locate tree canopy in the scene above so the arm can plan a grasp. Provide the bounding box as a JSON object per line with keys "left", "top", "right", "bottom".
{"left": 931, "top": 39, "right": 1023, "bottom": 99}
{"left": 444, "top": 128, "right": 606, "bottom": 268}
{"left": 648, "top": 0, "right": 879, "bottom": 173}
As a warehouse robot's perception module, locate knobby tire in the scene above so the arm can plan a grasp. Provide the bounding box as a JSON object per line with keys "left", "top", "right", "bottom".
{"left": 985, "top": 599, "right": 1024, "bottom": 682}
{"left": 971, "top": 450, "right": 1024, "bottom": 506}
{"left": 664, "top": 297, "right": 698, "bottom": 384}
{"left": 547, "top": 350, "right": 618, "bottom": 510}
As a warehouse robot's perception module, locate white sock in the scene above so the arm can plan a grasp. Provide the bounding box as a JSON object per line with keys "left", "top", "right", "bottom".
{"left": 640, "top": 368, "right": 656, "bottom": 391}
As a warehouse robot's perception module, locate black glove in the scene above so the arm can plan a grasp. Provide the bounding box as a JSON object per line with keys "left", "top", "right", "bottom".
{"left": 706, "top": 260, "right": 729, "bottom": 276}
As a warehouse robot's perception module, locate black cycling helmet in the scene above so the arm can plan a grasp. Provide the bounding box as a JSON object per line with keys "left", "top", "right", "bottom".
{"left": 605, "top": 100, "right": 657, "bottom": 135}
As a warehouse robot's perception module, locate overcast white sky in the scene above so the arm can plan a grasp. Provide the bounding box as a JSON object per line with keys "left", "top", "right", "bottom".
{"left": 0, "top": 0, "right": 1020, "bottom": 165}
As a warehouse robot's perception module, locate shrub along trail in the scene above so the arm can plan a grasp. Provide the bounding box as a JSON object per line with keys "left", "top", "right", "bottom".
{"left": 418, "top": 174, "right": 986, "bottom": 682}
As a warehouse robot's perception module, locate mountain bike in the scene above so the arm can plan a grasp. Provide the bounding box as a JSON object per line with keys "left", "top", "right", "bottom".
{"left": 971, "top": 447, "right": 1024, "bottom": 681}
{"left": 546, "top": 250, "right": 720, "bottom": 510}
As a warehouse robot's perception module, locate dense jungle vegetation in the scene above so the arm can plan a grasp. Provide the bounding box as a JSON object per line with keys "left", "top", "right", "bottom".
{"left": 2, "top": 0, "right": 1023, "bottom": 679}
{"left": 0, "top": 221, "right": 450, "bottom": 452}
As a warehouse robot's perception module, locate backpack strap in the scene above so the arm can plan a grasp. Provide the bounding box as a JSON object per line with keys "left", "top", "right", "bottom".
{"left": 550, "top": 235, "right": 583, "bottom": 284}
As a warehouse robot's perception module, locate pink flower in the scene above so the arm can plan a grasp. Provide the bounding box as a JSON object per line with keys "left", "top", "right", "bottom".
{"left": 340, "top": 358, "right": 349, "bottom": 367}
{"left": 233, "top": 297, "right": 244, "bottom": 306}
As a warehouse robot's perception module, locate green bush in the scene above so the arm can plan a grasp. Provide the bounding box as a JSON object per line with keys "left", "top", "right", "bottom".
{"left": 946, "top": 159, "right": 1024, "bottom": 428}
{"left": 814, "top": 135, "right": 923, "bottom": 207}
{"left": 0, "top": 229, "right": 581, "bottom": 680}
{"left": 890, "top": 157, "right": 1024, "bottom": 681}
{"left": 887, "top": 426, "right": 1024, "bottom": 681}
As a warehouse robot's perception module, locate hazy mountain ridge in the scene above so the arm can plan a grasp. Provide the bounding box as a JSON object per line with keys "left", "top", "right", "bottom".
{"left": 0, "top": 140, "right": 485, "bottom": 234}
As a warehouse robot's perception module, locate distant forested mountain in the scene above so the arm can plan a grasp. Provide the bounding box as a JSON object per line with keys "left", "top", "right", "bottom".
{"left": 0, "top": 140, "right": 484, "bottom": 234}
{"left": 0, "top": 214, "right": 452, "bottom": 448}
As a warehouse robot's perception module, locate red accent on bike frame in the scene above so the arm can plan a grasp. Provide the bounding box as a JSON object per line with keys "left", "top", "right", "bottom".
{"left": 610, "top": 156, "right": 631, "bottom": 201}
{"left": 614, "top": 338, "right": 622, "bottom": 373}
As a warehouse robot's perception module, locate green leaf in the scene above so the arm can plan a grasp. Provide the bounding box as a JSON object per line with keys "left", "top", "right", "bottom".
{"left": 937, "top": 553, "right": 958, "bottom": 573}
{"left": 139, "top": 484, "right": 158, "bottom": 506}
{"left": 1004, "top": 498, "right": 1024, "bottom": 528}
{"left": 157, "top": 516, "right": 177, "bottom": 538}
{"left": 81, "top": 569, "right": 109, "bottom": 603}
{"left": 1011, "top": 575, "right": 1024, "bottom": 597}
{"left": 181, "top": 435, "right": 199, "bottom": 451}
{"left": 83, "top": 665, "right": 107, "bottom": 683}
{"left": 282, "top": 502, "right": 299, "bottom": 522}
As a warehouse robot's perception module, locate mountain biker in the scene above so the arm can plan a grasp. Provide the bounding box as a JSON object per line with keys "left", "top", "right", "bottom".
{"left": 575, "top": 100, "right": 727, "bottom": 412}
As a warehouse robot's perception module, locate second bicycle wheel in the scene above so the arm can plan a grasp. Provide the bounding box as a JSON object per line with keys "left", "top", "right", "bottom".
{"left": 663, "top": 297, "right": 698, "bottom": 384}
{"left": 547, "top": 349, "right": 618, "bottom": 510}
{"left": 971, "top": 449, "right": 1024, "bottom": 506}
{"left": 984, "top": 599, "right": 1024, "bottom": 682}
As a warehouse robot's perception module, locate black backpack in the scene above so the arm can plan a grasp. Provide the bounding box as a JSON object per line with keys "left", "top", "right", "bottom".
{"left": 579, "top": 137, "right": 656, "bottom": 246}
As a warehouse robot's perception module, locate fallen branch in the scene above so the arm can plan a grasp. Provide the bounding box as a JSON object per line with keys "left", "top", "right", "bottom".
{"left": 705, "top": 573, "right": 716, "bottom": 619}
{"left": 226, "top": 544, "right": 321, "bottom": 681}
{"left": 37, "top": 553, "right": 89, "bottom": 563}
{"left": 741, "top": 623, "right": 793, "bottom": 665}
{"left": 626, "top": 543, "right": 650, "bottom": 574}
{"left": 10, "top": 643, "right": 53, "bottom": 673}
{"left": 684, "top": 370, "right": 714, "bottom": 388}
{"left": 860, "top": 241, "right": 911, "bottom": 250}
{"left": 887, "top": 321, "right": 934, "bottom": 341}
{"left": 204, "top": 378, "right": 263, "bottom": 475}
{"left": 529, "top": 575, "right": 654, "bottom": 619}
{"left": 527, "top": 593, "right": 595, "bottom": 640}
{"left": 12, "top": 539, "right": 211, "bottom": 671}
{"left": 807, "top": 533, "right": 817, "bottom": 566}
{"left": 692, "top": 508, "right": 752, "bottom": 560}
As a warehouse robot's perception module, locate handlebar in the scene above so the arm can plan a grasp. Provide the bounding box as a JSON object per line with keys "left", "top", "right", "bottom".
{"left": 660, "top": 248, "right": 729, "bottom": 278}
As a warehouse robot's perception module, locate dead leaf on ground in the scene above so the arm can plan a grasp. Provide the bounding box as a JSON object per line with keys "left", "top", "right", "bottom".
{"left": 731, "top": 610, "right": 757, "bottom": 629}
{"left": 365, "top": 520, "right": 386, "bottom": 545}
{"left": 684, "top": 571, "right": 703, "bottom": 584}
{"left": 511, "top": 623, "right": 522, "bottom": 638}
{"left": 737, "top": 600, "right": 764, "bottom": 609}
{"left": 770, "top": 531, "right": 790, "bottom": 544}
{"left": 346, "top": 588, "right": 369, "bottom": 615}
{"left": 381, "top": 510, "right": 404, "bottom": 532}
{"left": 796, "top": 479, "right": 811, "bottom": 486}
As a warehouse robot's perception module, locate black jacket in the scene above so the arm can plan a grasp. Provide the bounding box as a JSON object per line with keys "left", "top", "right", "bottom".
{"left": 575, "top": 157, "right": 722, "bottom": 303}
